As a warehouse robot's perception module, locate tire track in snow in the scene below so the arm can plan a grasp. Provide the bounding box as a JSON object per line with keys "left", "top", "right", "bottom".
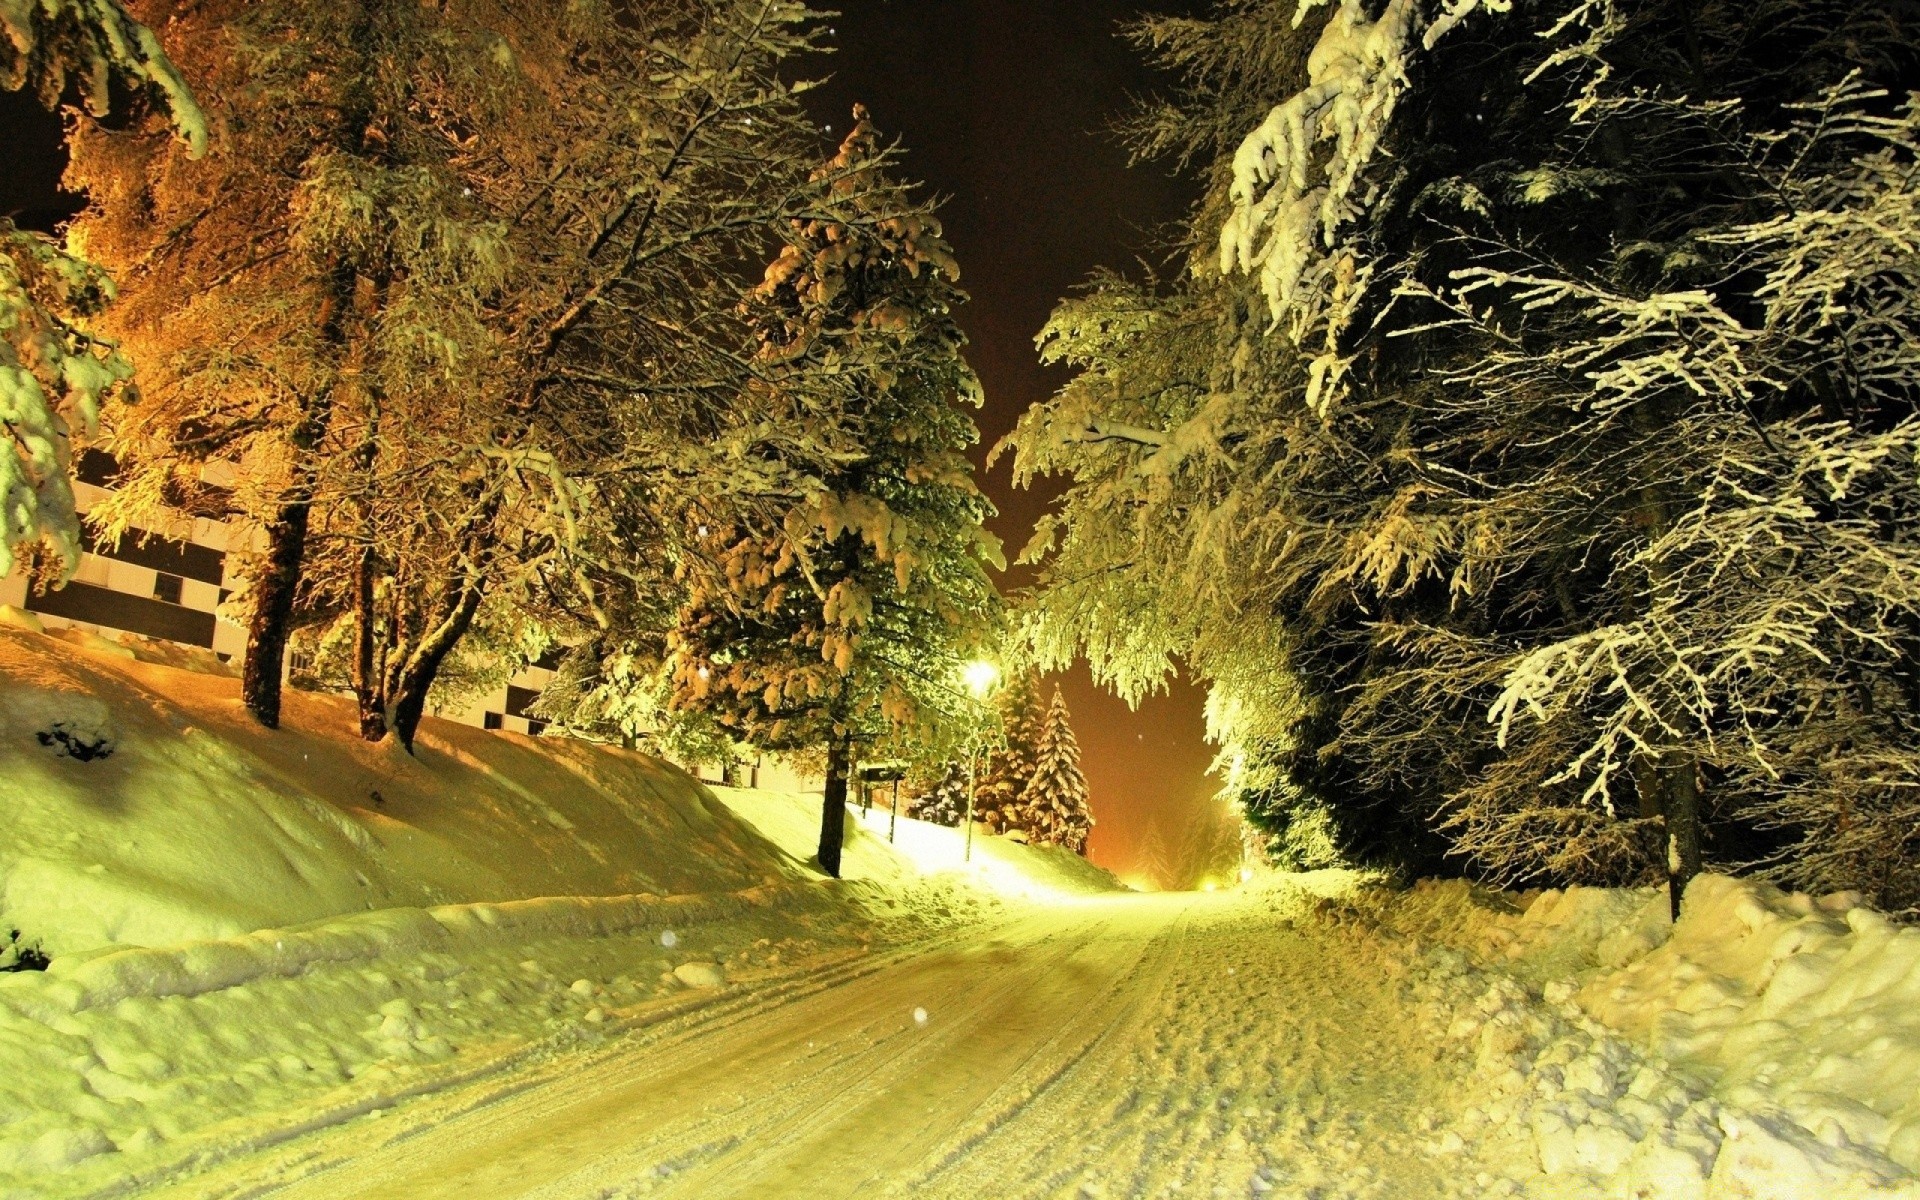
{"left": 141, "top": 890, "right": 1518, "bottom": 1200}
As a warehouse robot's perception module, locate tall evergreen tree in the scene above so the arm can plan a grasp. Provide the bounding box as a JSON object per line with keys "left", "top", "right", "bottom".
{"left": 970, "top": 670, "right": 1044, "bottom": 834}
{"left": 1020, "top": 685, "right": 1093, "bottom": 854}
{"left": 1005, "top": 0, "right": 1920, "bottom": 909}
{"left": 669, "top": 108, "right": 1002, "bottom": 877}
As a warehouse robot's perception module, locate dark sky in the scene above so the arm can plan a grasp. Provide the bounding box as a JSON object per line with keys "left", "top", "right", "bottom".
{"left": 0, "top": 2, "right": 1237, "bottom": 886}
{"left": 800, "top": 1, "right": 1232, "bottom": 885}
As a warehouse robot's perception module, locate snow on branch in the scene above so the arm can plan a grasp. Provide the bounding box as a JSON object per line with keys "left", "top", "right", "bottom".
{"left": 1218, "top": 0, "right": 1507, "bottom": 414}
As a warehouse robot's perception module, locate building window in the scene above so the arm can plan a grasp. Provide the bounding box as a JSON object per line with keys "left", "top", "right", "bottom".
{"left": 153, "top": 573, "right": 183, "bottom": 605}
{"left": 483, "top": 712, "right": 503, "bottom": 730}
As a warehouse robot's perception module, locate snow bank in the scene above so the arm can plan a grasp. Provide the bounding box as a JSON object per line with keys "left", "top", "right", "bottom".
{"left": 1380, "top": 872, "right": 1920, "bottom": 1196}
{"left": 0, "top": 879, "right": 858, "bottom": 1191}
{"left": 23, "top": 882, "right": 816, "bottom": 1014}
{"left": 1580, "top": 875, "right": 1920, "bottom": 1174}
{"left": 0, "top": 626, "right": 796, "bottom": 958}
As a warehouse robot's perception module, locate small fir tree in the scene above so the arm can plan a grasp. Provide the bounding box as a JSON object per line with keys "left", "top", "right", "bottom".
{"left": 1020, "top": 685, "right": 1093, "bottom": 854}
{"left": 908, "top": 763, "right": 969, "bottom": 828}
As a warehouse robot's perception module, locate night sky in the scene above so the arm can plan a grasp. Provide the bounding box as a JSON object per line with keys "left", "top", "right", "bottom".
{"left": 1, "top": 0, "right": 1234, "bottom": 885}
{"left": 801, "top": 1, "right": 1227, "bottom": 884}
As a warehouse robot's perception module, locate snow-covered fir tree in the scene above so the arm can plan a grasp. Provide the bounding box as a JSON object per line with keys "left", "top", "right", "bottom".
{"left": 970, "top": 671, "right": 1045, "bottom": 835}
{"left": 1003, "top": 0, "right": 1920, "bottom": 909}
{"left": 1019, "top": 685, "right": 1093, "bottom": 854}
{"left": 669, "top": 108, "right": 1002, "bottom": 877}
{"left": 907, "top": 763, "right": 970, "bottom": 828}
{"left": 0, "top": 0, "right": 201, "bottom": 584}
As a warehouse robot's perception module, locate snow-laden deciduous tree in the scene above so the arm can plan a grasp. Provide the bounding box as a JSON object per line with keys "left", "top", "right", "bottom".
{"left": 1006, "top": 0, "right": 1920, "bottom": 908}
{"left": 1020, "top": 685, "right": 1094, "bottom": 855}
{"left": 351, "top": 1, "right": 917, "bottom": 753}
{"left": 667, "top": 109, "right": 1002, "bottom": 877}
{"left": 66, "top": 0, "right": 508, "bottom": 731}
{"left": 0, "top": 0, "right": 201, "bottom": 583}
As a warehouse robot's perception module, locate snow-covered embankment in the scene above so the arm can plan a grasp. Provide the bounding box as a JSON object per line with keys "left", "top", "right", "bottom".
{"left": 0, "top": 621, "right": 1094, "bottom": 1195}
{"left": 1386, "top": 871, "right": 1920, "bottom": 1198}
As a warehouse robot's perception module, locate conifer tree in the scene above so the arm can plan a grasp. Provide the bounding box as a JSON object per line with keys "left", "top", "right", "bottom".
{"left": 669, "top": 108, "right": 1001, "bottom": 877}
{"left": 970, "top": 670, "right": 1044, "bottom": 834}
{"left": 1020, "top": 685, "right": 1093, "bottom": 854}
{"left": 908, "top": 763, "right": 969, "bottom": 828}
{"left": 1, "top": 0, "right": 202, "bottom": 583}
{"left": 1006, "top": 0, "right": 1920, "bottom": 909}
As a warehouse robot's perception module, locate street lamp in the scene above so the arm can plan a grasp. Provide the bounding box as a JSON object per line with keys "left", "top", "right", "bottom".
{"left": 961, "top": 659, "right": 999, "bottom": 863}
{"left": 963, "top": 659, "right": 999, "bottom": 698}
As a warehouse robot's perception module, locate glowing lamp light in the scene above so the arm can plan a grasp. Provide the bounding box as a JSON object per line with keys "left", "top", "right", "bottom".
{"left": 962, "top": 659, "right": 1000, "bottom": 698}
{"left": 1239, "top": 867, "right": 1254, "bottom": 883}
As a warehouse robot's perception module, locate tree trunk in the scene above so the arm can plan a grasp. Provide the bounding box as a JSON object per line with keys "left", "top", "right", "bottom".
{"left": 351, "top": 543, "right": 385, "bottom": 741}
{"left": 240, "top": 501, "right": 312, "bottom": 728}
{"left": 1663, "top": 758, "right": 1702, "bottom": 921}
{"left": 387, "top": 572, "right": 488, "bottom": 753}
{"left": 818, "top": 732, "right": 851, "bottom": 878}
{"left": 238, "top": 0, "right": 376, "bottom": 727}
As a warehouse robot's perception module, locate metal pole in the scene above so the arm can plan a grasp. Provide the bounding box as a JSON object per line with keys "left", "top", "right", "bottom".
{"left": 888, "top": 778, "right": 899, "bottom": 843}
{"left": 963, "top": 743, "right": 977, "bottom": 863}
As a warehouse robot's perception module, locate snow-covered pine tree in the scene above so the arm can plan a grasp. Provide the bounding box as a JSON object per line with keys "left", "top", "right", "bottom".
{"left": 1019, "top": 685, "right": 1093, "bottom": 854}
{"left": 669, "top": 107, "right": 1001, "bottom": 877}
{"left": 907, "top": 763, "right": 969, "bottom": 828}
{"left": 0, "top": 0, "right": 202, "bottom": 584}
{"left": 1005, "top": 0, "right": 1920, "bottom": 909}
{"left": 970, "top": 671, "right": 1044, "bottom": 835}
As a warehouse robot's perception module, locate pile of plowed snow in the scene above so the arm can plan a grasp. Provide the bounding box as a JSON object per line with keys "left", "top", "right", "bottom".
{"left": 1379, "top": 872, "right": 1920, "bottom": 1198}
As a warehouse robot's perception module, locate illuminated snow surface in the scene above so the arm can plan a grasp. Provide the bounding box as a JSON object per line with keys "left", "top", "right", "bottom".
{"left": 3, "top": 627, "right": 1920, "bottom": 1198}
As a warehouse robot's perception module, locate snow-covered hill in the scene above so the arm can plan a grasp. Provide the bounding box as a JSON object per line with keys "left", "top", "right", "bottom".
{"left": 0, "top": 619, "right": 1120, "bottom": 1192}
{"left": 0, "top": 620, "right": 808, "bottom": 960}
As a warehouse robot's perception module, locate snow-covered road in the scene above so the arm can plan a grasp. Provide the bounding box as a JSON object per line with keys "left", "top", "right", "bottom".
{"left": 150, "top": 890, "right": 1488, "bottom": 1200}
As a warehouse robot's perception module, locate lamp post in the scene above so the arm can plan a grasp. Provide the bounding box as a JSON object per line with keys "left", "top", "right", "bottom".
{"left": 961, "top": 659, "right": 999, "bottom": 863}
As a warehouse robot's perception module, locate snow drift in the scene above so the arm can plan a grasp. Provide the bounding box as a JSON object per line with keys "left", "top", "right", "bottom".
{"left": 1387, "top": 871, "right": 1920, "bottom": 1197}
{"left": 0, "top": 624, "right": 797, "bottom": 959}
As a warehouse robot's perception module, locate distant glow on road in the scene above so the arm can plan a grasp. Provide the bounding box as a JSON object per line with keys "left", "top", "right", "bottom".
{"left": 963, "top": 660, "right": 1000, "bottom": 698}
{"left": 913, "top": 1007, "right": 929, "bottom": 1026}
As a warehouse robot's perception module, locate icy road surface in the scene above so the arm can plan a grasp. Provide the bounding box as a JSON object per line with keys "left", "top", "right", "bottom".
{"left": 150, "top": 891, "right": 1496, "bottom": 1200}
